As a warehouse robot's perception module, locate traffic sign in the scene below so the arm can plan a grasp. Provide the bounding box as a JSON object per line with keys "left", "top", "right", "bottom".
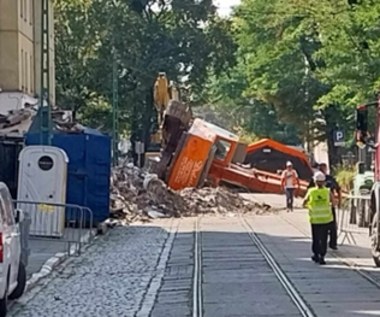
{"left": 135, "top": 141, "right": 145, "bottom": 168}
{"left": 135, "top": 141, "right": 145, "bottom": 154}
{"left": 333, "top": 130, "right": 345, "bottom": 147}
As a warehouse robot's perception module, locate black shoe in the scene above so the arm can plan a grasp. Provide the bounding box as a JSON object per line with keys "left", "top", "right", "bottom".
{"left": 311, "top": 255, "right": 319, "bottom": 263}
{"left": 330, "top": 245, "right": 338, "bottom": 250}
{"left": 319, "top": 258, "right": 326, "bottom": 265}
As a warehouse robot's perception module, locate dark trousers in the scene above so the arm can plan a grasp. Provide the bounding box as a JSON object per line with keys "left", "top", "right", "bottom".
{"left": 328, "top": 207, "right": 337, "bottom": 248}
{"left": 311, "top": 223, "right": 329, "bottom": 258}
{"left": 285, "top": 188, "right": 295, "bottom": 210}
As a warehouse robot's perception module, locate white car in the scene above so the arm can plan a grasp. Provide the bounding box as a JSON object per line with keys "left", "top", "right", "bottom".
{"left": 0, "top": 183, "right": 26, "bottom": 317}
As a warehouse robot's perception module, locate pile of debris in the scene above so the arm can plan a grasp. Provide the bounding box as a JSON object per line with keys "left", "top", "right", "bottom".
{"left": 0, "top": 104, "right": 90, "bottom": 136}
{"left": 111, "top": 162, "right": 271, "bottom": 223}
{"left": 0, "top": 108, "right": 35, "bottom": 136}
{"left": 111, "top": 163, "right": 183, "bottom": 222}
{"left": 179, "top": 187, "right": 270, "bottom": 215}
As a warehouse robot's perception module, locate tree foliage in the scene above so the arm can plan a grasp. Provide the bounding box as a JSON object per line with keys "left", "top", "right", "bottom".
{"left": 203, "top": 0, "right": 380, "bottom": 165}
{"left": 199, "top": 65, "right": 301, "bottom": 144}
{"left": 55, "top": 0, "right": 380, "bottom": 165}
{"left": 54, "top": 0, "right": 236, "bottom": 141}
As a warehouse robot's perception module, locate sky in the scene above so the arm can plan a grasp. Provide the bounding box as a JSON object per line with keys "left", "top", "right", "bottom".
{"left": 214, "top": 0, "right": 241, "bottom": 16}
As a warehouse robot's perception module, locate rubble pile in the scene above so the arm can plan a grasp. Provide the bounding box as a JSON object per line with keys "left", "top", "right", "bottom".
{"left": 111, "top": 163, "right": 185, "bottom": 222}
{"left": 179, "top": 187, "right": 262, "bottom": 215}
{"left": 111, "top": 163, "right": 272, "bottom": 223}
{"left": 0, "top": 106, "right": 88, "bottom": 136}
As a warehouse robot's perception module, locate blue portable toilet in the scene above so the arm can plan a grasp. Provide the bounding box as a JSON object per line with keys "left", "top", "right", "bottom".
{"left": 26, "top": 129, "right": 111, "bottom": 225}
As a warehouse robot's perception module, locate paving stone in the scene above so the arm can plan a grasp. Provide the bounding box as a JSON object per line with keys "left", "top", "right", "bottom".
{"left": 10, "top": 225, "right": 173, "bottom": 317}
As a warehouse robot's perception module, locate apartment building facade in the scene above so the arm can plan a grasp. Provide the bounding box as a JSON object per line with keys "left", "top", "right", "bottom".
{"left": 0, "top": 0, "right": 55, "bottom": 111}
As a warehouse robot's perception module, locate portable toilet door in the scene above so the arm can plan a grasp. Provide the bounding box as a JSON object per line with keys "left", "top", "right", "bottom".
{"left": 17, "top": 146, "right": 69, "bottom": 237}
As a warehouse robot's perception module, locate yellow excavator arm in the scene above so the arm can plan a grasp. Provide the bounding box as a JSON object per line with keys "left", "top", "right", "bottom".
{"left": 153, "top": 73, "right": 180, "bottom": 118}
{"left": 154, "top": 72, "right": 170, "bottom": 121}
{"left": 149, "top": 72, "right": 193, "bottom": 177}
{"left": 152, "top": 73, "right": 180, "bottom": 143}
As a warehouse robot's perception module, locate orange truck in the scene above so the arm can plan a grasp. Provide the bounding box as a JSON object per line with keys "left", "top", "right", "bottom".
{"left": 163, "top": 118, "right": 310, "bottom": 196}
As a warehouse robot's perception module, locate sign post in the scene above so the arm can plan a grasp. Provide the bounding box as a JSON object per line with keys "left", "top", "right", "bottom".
{"left": 333, "top": 130, "right": 345, "bottom": 147}
{"left": 135, "top": 142, "right": 145, "bottom": 168}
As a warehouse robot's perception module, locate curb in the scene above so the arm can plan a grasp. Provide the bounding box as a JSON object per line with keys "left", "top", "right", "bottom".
{"left": 24, "top": 220, "right": 111, "bottom": 293}
{"left": 25, "top": 252, "right": 67, "bottom": 293}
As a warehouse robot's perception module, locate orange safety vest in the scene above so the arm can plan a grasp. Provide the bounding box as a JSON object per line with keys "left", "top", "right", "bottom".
{"left": 281, "top": 169, "right": 298, "bottom": 188}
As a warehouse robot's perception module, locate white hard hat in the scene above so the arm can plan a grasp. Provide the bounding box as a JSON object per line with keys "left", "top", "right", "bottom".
{"left": 286, "top": 161, "right": 293, "bottom": 167}
{"left": 314, "top": 171, "right": 326, "bottom": 182}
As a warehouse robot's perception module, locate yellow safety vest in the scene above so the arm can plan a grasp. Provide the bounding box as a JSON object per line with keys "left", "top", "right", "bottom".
{"left": 306, "top": 187, "right": 334, "bottom": 224}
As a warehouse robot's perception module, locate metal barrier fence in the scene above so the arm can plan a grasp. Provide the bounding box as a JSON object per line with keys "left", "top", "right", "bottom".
{"left": 14, "top": 200, "right": 95, "bottom": 256}
{"left": 337, "top": 194, "right": 371, "bottom": 245}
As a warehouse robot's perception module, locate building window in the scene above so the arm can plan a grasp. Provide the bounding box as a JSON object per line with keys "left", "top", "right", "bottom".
{"left": 30, "top": 0, "right": 33, "bottom": 25}
{"left": 24, "top": 0, "right": 27, "bottom": 22}
{"left": 21, "top": 49, "right": 24, "bottom": 91}
{"left": 20, "top": 0, "right": 23, "bottom": 18}
{"left": 30, "top": 55, "right": 34, "bottom": 93}
{"left": 25, "top": 52, "right": 28, "bottom": 93}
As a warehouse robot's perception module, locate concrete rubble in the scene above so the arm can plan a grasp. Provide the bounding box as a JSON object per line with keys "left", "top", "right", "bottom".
{"left": 0, "top": 106, "right": 85, "bottom": 136}
{"left": 111, "top": 162, "right": 272, "bottom": 223}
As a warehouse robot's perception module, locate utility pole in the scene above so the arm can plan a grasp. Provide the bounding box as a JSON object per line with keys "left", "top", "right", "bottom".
{"left": 39, "top": 0, "right": 52, "bottom": 145}
{"left": 112, "top": 46, "right": 119, "bottom": 166}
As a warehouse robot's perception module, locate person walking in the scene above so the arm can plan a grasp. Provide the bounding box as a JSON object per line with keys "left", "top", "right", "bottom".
{"left": 281, "top": 161, "right": 300, "bottom": 212}
{"left": 303, "top": 171, "right": 335, "bottom": 265}
{"left": 307, "top": 163, "right": 341, "bottom": 250}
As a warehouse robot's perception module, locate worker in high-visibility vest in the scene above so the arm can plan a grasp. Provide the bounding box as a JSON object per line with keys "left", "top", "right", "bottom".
{"left": 307, "top": 163, "right": 341, "bottom": 250}
{"left": 281, "top": 161, "right": 300, "bottom": 212}
{"left": 303, "top": 171, "right": 335, "bottom": 265}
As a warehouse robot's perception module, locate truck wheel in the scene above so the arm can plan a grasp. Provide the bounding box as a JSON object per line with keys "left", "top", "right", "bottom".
{"left": 0, "top": 295, "right": 7, "bottom": 317}
{"left": 371, "top": 212, "right": 380, "bottom": 267}
{"left": 0, "top": 280, "right": 8, "bottom": 317}
{"left": 9, "top": 262, "right": 26, "bottom": 300}
{"left": 373, "top": 256, "right": 380, "bottom": 267}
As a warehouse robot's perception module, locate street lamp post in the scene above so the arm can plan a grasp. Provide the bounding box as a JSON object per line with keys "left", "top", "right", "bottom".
{"left": 39, "top": 0, "right": 52, "bottom": 145}
{"left": 112, "top": 45, "right": 119, "bottom": 166}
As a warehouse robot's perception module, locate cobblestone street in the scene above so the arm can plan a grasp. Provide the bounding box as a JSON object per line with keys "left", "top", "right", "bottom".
{"left": 8, "top": 197, "right": 380, "bottom": 317}
{"left": 1, "top": 0, "right": 379, "bottom": 315}
{"left": 9, "top": 221, "right": 176, "bottom": 317}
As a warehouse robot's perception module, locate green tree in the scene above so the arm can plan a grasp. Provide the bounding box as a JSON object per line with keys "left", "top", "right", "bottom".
{"left": 54, "top": 0, "right": 235, "bottom": 142}
{"left": 238, "top": 0, "right": 330, "bottom": 137}
{"left": 200, "top": 63, "right": 301, "bottom": 144}
{"left": 55, "top": 0, "right": 101, "bottom": 116}
{"left": 206, "top": 0, "right": 380, "bottom": 165}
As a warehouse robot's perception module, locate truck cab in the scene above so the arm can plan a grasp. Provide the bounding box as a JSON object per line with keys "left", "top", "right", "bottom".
{"left": 355, "top": 100, "right": 380, "bottom": 266}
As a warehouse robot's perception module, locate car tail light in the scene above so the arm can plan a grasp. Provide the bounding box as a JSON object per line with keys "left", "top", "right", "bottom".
{"left": 0, "top": 233, "right": 3, "bottom": 263}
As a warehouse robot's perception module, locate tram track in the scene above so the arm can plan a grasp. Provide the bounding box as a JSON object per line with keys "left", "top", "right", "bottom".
{"left": 278, "top": 213, "right": 380, "bottom": 291}
{"left": 193, "top": 217, "right": 202, "bottom": 317}
{"left": 162, "top": 212, "right": 380, "bottom": 317}
{"left": 240, "top": 215, "right": 317, "bottom": 317}
{"left": 192, "top": 215, "right": 317, "bottom": 317}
